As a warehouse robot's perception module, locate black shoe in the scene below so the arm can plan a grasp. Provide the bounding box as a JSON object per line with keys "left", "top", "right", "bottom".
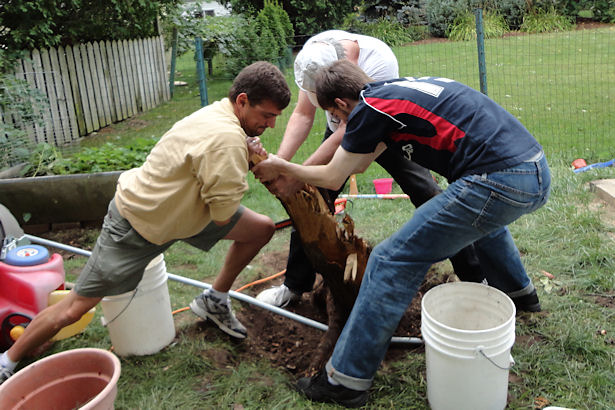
{"left": 511, "top": 289, "right": 541, "bottom": 312}
{"left": 296, "top": 370, "right": 368, "bottom": 408}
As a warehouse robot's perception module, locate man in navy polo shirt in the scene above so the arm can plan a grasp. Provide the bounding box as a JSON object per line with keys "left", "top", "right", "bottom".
{"left": 253, "top": 60, "right": 550, "bottom": 407}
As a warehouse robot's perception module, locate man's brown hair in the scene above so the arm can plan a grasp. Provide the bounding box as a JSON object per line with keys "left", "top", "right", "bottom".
{"left": 228, "top": 61, "right": 291, "bottom": 110}
{"left": 314, "top": 59, "right": 371, "bottom": 109}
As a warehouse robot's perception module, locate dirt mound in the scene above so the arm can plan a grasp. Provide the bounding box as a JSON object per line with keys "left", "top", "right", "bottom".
{"left": 237, "top": 269, "right": 456, "bottom": 376}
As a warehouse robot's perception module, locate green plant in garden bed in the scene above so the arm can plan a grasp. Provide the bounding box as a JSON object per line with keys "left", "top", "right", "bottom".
{"left": 447, "top": 10, "right": 509, "bottom": 41}
{"left": 19, "top": 138, "right": 158, "bottom": 177}
{"left": 521, "top": 7, "right": 575, "bottom": 33}
{"left": 342, "top": 15, "right": 427, "bottom": 46}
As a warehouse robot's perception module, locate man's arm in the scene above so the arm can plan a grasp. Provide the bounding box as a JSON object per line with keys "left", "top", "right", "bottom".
{"left": 302, "top": 123, "right": 345, "bottom": 166}
{"left": 254, "top": 143, "right": 387, "bottom": 191}
{"left": 272, "top": 89, "right": 340, "bottom": 197}
{"left": 277, "top": 90, "right": 317, "bottom": 160}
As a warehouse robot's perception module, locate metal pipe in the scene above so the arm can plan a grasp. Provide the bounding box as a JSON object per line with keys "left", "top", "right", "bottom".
{"left": 26, "top": 234, "right": 92, "bottom": 257}
{"left": 25, "top": 234, "right": 423, "bottom": 345}
{"left": 340, "top": 194, "right": 409, "bottom": 199}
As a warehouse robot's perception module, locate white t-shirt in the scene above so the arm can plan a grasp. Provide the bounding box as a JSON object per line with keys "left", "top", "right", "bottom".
{"left": 306, "top": 30, "right": 399, "bottom": 80}
{"left": 304, "top": 30, "right": 399, "bottom": 130}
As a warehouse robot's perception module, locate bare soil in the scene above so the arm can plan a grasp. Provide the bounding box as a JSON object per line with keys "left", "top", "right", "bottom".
{"left": 235, "top": 268, "right": 456, "bottom": 377}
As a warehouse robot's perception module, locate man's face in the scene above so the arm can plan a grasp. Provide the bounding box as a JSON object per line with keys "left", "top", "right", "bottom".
{"left": 326, "top": 98, "right": 353, "bottom": 123}
{"left": 236, "top": 94, "right": 282, "bottom": 137}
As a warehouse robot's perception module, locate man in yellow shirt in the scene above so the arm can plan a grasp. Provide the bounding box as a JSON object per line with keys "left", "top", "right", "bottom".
{"left": 0, "top": 61, "right": 291, "bottom": 385}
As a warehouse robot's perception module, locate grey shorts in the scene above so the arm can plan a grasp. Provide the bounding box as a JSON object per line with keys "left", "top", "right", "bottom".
{"left": 74, "top": 199, "right": 245, "bottom": 297}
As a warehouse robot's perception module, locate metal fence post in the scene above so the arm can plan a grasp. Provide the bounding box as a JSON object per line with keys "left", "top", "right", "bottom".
{"left": 195, "top": 37, "right": 209, "bottom": 107}
{"left": 169, "top": 28, "right": 178, "bottom": 98}
{"left": 474, "top": 8, "right": 488, "bottom": 96}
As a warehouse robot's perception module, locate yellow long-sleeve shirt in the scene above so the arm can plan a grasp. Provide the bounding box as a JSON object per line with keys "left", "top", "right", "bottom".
{"left": 115, "top": 98, "right": 249, "bottom": 245}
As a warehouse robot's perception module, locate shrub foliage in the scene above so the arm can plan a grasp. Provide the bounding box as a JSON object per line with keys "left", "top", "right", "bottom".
{"left": 223, "top": 0, "right": 361, "bottom": 42}
{"left": 447, "top": 9, "right": 509, "bottom": 41}
{"left": 0, "top": 75, "right": 49, "bottom": 170}
{"left": 0, "top": 0, "right": 178, "bottom": 49}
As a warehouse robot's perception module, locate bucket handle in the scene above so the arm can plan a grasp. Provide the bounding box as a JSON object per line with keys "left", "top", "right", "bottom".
{"left": 476, "top": 346, "right": 515, "bottom": 370}
{"left": 101, "top": 288, "right": 139, "bottom": 327}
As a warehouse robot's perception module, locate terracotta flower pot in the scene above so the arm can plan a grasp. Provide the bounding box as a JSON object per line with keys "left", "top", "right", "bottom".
{"left": 0, "top": 348, "right": 121, "bottom": 409}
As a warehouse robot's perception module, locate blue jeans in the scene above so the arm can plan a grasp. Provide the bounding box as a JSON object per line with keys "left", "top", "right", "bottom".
{"left": 325, "top": 153, "right": 551, "bottom": 390}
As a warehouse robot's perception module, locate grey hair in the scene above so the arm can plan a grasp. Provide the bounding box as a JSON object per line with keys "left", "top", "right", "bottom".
{"left": 316, "top": 38, "right": 346, "bottom": 60}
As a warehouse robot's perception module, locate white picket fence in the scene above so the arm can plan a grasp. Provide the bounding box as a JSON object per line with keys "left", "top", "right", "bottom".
{"left": 2, "top": 36, "right": 170, "bottom": 146}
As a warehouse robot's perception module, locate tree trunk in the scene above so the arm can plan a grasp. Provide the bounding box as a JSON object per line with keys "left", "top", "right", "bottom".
{"left": 250, "top": 154, "right": 371, "bottom": 374}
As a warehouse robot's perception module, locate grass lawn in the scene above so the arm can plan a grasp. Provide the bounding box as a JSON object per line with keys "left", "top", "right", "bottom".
{"left": 14, "top": 27, "right": 615, "bottom": 409}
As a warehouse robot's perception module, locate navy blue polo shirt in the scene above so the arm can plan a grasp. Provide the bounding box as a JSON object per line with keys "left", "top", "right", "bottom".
{"left": 341, "top": 77, "right": 542, "bottom": 181}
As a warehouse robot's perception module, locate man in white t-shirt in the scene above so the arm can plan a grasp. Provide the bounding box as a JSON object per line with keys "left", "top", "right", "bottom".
{"left": 256, "top": 30, "right": 484, "bottom": 307}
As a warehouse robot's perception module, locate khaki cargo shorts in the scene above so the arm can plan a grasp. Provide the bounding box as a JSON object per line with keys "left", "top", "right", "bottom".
{"left": 74, "top": 198, "right": 244, "bottom": 297}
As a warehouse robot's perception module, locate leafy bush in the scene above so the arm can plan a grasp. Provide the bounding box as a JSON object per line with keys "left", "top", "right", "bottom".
{"left": 530, "top": 0, "right": 568, "bottom": 15}
{"left": 562, "top": 0, "right": 615, "bottom": 23}
{"left": 447, "top": 10, "right": 509, "bottom": 41}
{"left": 20, "top": 138, "right": 159, "bottom": 177}
{"left": 424, "top": 0, "right": 470, "bottom": 37}
{"left": 362, "top": 0, "right": 424, "bottom": 25}
{"left": 343, "top": 15, "right": 427, "bottom": 45}
{"left": 19, "top": 143, "right": 63, "bottom": 177}
{"left": 0, "top": 74, "right": 48, "bottom": 171}
{"left": 224, "top": 0, "right": 361, "bottom": 42}
{"left": 396, "top": 4, "right": 427, "bottom": 27}
{"left": 217, "top": 16, "right": 273, "bottom": 76}
{"left": 161, "top": 7, "right": 239, "bottom": 62}
{"left": 256, "top": 0, "right": 295, "bottom": 65}
{"left": 0, "top": 0, "right": 179, "bottom": 54}
{"left": 521, "top": 7, "right": 575, "bottom": 33}
{"left": 345, "top": 0, "right": 427, "bottom": 44}
{"left": 494, "top": 0, "right": 528, "bottom": 30}
{"left": 163, "top": 0, "right": 293, "bottom": 77}
{"left": 0, "top": 126, "right": 34, "bottom": 172}
{"left": 217, "top": 1, "right": 294, "bottom": 76}
{"left": 60, "top": 139, "right": 158, "bottom": 174}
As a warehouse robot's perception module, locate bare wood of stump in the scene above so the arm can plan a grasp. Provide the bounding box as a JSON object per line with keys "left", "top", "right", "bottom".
{"left": 250, "top": 153, "right": 372, "bottom": 374}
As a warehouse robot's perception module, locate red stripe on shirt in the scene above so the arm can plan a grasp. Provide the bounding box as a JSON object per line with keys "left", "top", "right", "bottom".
{"left": 365, "top": 97, "right": 465, "bottom": 152}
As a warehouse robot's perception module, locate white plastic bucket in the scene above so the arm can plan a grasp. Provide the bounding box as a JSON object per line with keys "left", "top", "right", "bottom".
{"left": 421, "top": 282, "right": 516, "bottom": 410}
{"left": 101, "top": 254, "right": 175, "bottom": 356}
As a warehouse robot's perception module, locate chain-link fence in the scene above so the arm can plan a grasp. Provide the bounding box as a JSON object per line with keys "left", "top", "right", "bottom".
{"left": 394, "top": 25, "right": 614, "bottom": 160}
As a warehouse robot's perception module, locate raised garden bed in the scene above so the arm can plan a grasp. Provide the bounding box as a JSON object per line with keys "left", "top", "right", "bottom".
{"left": 0, "top": 171, "right": 122, "bottom": 231}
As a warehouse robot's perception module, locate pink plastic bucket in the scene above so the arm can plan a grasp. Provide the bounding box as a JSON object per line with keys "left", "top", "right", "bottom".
{"left": 0, "top": 348, "right": 121, "bottom": 409}
{"left": 373, "top": 178, "right": 393, "bottom": 195}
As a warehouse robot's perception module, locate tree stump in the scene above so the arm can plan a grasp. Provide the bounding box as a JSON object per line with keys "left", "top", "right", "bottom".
{"left": 251, "top": 154, "right": 371, "bottom": 373}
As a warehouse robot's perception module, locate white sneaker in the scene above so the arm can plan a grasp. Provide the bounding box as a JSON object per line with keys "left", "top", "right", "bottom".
{"left": 190, "top": 292, "right": 247, "bottom": 339}
{"left": 256, "top": 285, "right": 300, "bottom": 308}
{"left": 0, "top": 365, "right": 13, "bottom": 386}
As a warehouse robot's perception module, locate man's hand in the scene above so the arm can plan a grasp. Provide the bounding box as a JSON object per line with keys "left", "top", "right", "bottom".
{"left": 213, "top": 218, "right": 231, "bottom": 226}
{"left": 247, "top": 137, "right": 267, "bottom": 167}
{"left": 268, "top": 174, "right": 305, "bottom": 199}
{"left": 252, "top": 154, "right": 287, "bottom": 183}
